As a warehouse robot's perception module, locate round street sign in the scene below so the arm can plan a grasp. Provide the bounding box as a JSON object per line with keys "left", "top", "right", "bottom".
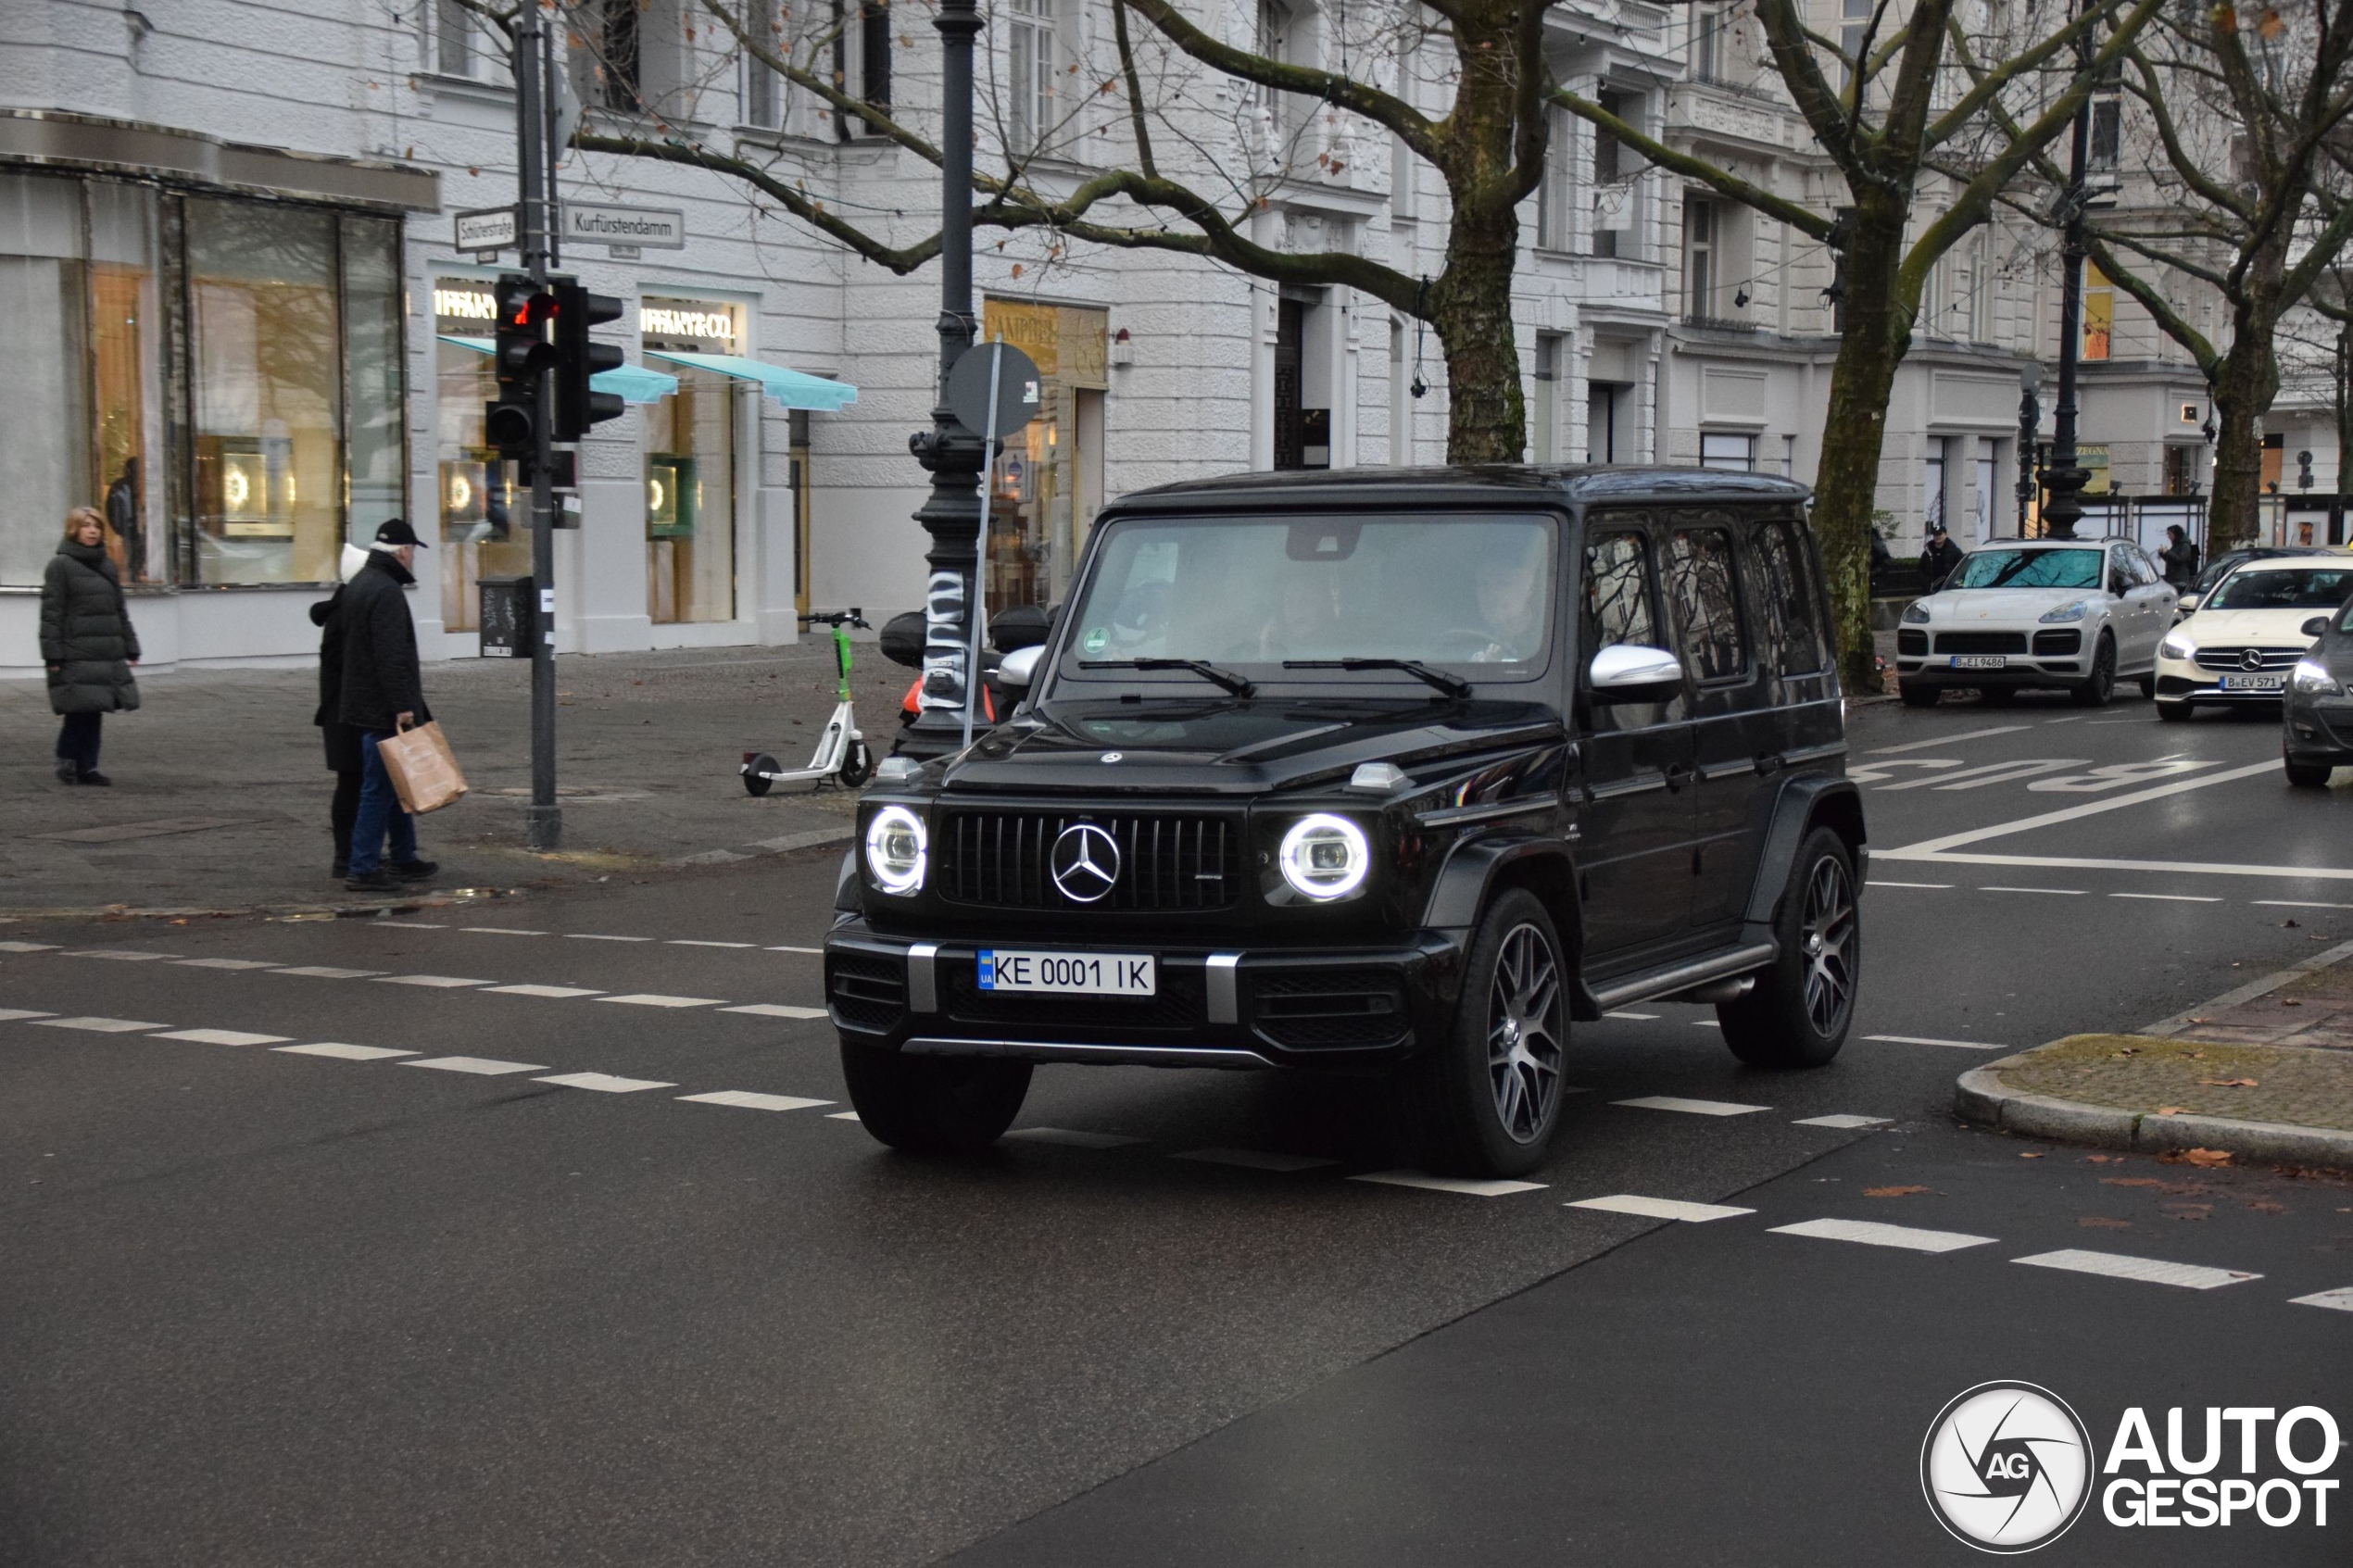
{"left": 947, "top": 341, "right": 1043, "bottom": 439}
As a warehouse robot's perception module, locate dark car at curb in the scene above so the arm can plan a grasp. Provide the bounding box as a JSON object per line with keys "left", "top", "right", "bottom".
{"left": 2284, "top": 597, "right": 2353, "bottom": 787}
{"left": 824, "top": 467, "right": 1867, "bottom": 1177}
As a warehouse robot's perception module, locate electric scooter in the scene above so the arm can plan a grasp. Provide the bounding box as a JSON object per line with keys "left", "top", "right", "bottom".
{"left": 740, "top": 609, "right": 874, "bottom": 795}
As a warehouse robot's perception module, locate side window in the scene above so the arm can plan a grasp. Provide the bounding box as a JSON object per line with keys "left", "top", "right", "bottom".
{"left": 1751, "top": 517, "right": 1826, "bottom": 675}
{"left": 1584, "top": 528, "right": 1658, "bottom": 653}
{"left": 2132, "top": 547, "right": 2162, "bottom": 587}
{"left": 1665, "top": 524, "right": 1748, "bottom": 681}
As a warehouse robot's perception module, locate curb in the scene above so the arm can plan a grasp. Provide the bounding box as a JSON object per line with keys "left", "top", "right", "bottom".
{"left": 1957, "top": 1058, "right": 2353, "bottom": 1165}
{"left": 665, "top": 824, "right": 854, "bottom": 867}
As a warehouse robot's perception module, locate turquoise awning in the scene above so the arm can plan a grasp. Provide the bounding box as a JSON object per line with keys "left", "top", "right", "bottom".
{"left": 641, "top": 349, "right": 858, "bottom": 412}
{"left": 435, "top": 334, "right": 678, "bottom": 406}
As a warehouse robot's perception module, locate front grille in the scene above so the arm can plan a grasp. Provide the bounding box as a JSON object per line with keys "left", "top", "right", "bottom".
{"left": 942, "top": 960, "right": 1206, "bottom": 1030}
{"left": 2194, "top": 646, "right": 2302, "bottom": 672}
{"left": 2032, "top": 629, "right": 2082, "bottom": 656}
{"left": 937, "top": 809, "right": 1242, "bottom": 912}
{"left": 828, "top": 949, "right": 906, "bottom": 1032}
{"left": 1896, "top": 629, "right": 1928, "bottom": 656}
{"left": 1933, "top": 631, "right": 2028, "bottom": 655}
{"left": 1250, "top": 966, "right": 1409, "bottom": 1050}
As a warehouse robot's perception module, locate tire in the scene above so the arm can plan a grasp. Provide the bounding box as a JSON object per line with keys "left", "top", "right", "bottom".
{"left": 2284, "top": 757, "right": 2334, "bottom": 788}
{"left": 1401, "top": 888, "right": 1569, "bottom": 1178}
{"left": 2070, "top": 633, "right": 2117, "bottom": 708}
{"left": 2137, "top": 673, "right": 2158, "bottom": 700}
{"left": 838, "top": 1044, "right": 1032, "bottom": 1154}
{"left": 1718, "top": 827, "right": 1859, "bottom": 1069}
{"left": 837, "top": 740, "right": 874, "bottom": 788}
{"left": 743, "top": 753, "right": 779, "bottom": 797}
{"left": 2155, "top": 700, "right": 2194, "bottom": 723}
{"left": 1899, "top": 682, "right": 1940, "bottom": 709}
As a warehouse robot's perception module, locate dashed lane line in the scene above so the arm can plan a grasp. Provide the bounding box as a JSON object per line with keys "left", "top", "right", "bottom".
{"left": 1350, "top": 1170, "right": 1548, "bottom": 1198}
{"left": 400, "top": 1057, "right": 549, "bottom": 1075}
{"left": 2110, "top": 892, "right": 2222, "bottom": 903}
{"left": 0, "top": 1008, "right": 57, "bottom": 1022}
{"left": 1867, "top": 726, "right": 2031, "bottom": 754}
{"left": 483, "top": 985, "right": 604, "bottom": 999}
{"left": 1794, "top": 1114, "right": 1893, "bottom": 1129}
{"left": 172, "top": 959, "right": 282, "bottom": 971}
{"left": 2255, "top": 900, "right": 2353, "bottom": 910}
{"left": 376, "top": 922, "right": 446, "bottom": 930}
{"left": 35, "top": 1016, "right": 165, "bottom": 1033}
{"left": 1868, "top": 880, "right": 1953, "bottom": 889}
{"left": 152, "top": 1029, "right": 291, "bottom": 1047}
{"left": 1613, "top": 1096, "right": 1770, "bottom": 1116}
{"left": 678, "top": 1090, "right": 835, "bottom": 1111}
{"left": 64, "top": 949, "right": 178, "bottom": 960}
{"left": 2290, "top": 1287, "right": 2353, "bottom": 1312}
{"left": 721, "top": 1004, "right": 828, "bottom": 1020}
{"left": 1866, "top": 1035, "right": 2008, "bottom": 1051}
{"left": 1174, "top": 1148, "right": 1338, "bottom": 1173}
{"left": 270, "top": 966, "right": 384, "bottom": 980}
{"left": 273, "top": 1043, "right": 416, "bottom": 1061}
{"left": 1567, "top": 1195, "right": 1755, "bottom": 1223}
{"left": 0, "top": 941, "right": 60, "bottom": 953}
{"left": 2013, "top": 1248, "right": 2260, "bottom": 1290}
{"left": 535, "top": 1073, "right": 676, "bottom": 1094}
{"left": 669, "top": 940, "right": 756, "bottom": 949}
{"left": 824, "top": 1110, "right": 863, "bottom": 1120}
{"left": 566, "top": 934, "right": 653, "bottom": 943}
{"left": 1981, "top": 885, "right": 2087, "bottom": 896}
{"left": 1604, "top": 1010, "right": 1658, "bottom": 1021}
{"left": 463, "top": 927, "right": 547, "bottom": 936}
{"left": 598, "top": 993, "right": 725, "bottom": 1009}
{"left": 1003, "top": 1127, "right": 1148, "bottom": 1149}
{"left": 768, "top": 946, "right": 825, "bottom": 955}
{"left": 1768, "top": 1218, "right": 1997, "bottom": 1254}
{"left": 373, "top": 975, "right": 494, "bottom": 989}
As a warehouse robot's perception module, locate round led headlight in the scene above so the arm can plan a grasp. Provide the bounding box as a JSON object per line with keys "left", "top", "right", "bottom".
{"left": 864, "top": 805, "right": 927, "bottom": 896}
{"left": 1277, "top": 813, "right": 1370, "bottom": 901}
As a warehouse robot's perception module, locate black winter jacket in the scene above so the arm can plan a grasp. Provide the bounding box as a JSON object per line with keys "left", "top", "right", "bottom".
{"left": 337, "top": 552, "right": 431, "bottom": 734}
{"left": 309, "top": 587, "right": 363, "bottom": 771}
{"left": 1920, "top": 535, "right": 1966, "bottom": 592}
{"left": 40, "top": 539, "right": 141, "bottom": 716}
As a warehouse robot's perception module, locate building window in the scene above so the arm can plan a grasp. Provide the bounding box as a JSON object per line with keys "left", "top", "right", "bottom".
{"left": 2082, "top": 261, "right": 2113, "bottom": 361}
{"left": 641, "top": 297, "right": 742, "bottom": 625}
{"left": 1535, "top": 105, "right": 1574, "bottom": 251}
{"left": 1923, "top": 436, "right": 1949, "bottom": 531}
{"left": 1591, "top": 88, "right": 1631, "bottom": 258}
{"left": 861, "top": 2, "right": 893, "bottom": 110}
{"left": 744, "top": 49, "right": 782, "bottom": 130}
{"left": 1781, "top": 433, "right": 1798, "bottom": 478}
{"left": 1965, "top": 228, "right": 1991, "bottom": 341}
{"left": 601, "top": 0, "right": 642, "bottom": 111}
{"left": 1684, "top": 195, "right": 1716, "bottom": 320}
{"left": 1974, "top": 437, "right": 1998, "bottom": 542}
{"left": 1693, "top": 4, "right": 1726, "bottom": 82}
{"left": 2164, "top": 444, "right": 2199, "bottom": 495}
{"left": 1008, "top": 0, "right": 1057, "bottom": 150}
{"left": 1841, "top": 0, "right": 1870, "bottom": 94}
{"left": 1255, "top": 0, "right": 1292, "bottom": 144}
{"left": 433, "top": 0, "right": 500, "bottom": 80}
{"left": 1700, "top": 432, "right": 1754, "bottom": 472}
{"left": 1389, "top": 318, "right": 1411, "bottom": 465}
{"left": 1531, "top": 333, "right": 1562, "bottom": 463}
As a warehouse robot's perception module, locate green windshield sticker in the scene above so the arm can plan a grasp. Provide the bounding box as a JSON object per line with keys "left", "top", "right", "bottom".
{"left": 1081, "top": 626, "right": 1109, "bottom": 656}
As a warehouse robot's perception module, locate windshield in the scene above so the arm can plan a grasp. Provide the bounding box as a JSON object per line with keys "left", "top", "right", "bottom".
{"left": 1946, "top": 548, "right": 2103, "bottom": 591}
{"left": 1063, "top": 513, "right": 1556, "bottom": 679}
{"left": 2206, "top": 567, "right": 2353, "bottom": 611}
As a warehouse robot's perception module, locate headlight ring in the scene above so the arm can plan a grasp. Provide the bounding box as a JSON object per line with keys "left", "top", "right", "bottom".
{"left": 1277, "top": 813, "right": 1371, "bottom": 901}
{"left": 864, "top": 805, "right": 928, "bottom": 896}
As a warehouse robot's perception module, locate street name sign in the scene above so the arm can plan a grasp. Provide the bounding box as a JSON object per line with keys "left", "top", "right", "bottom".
{"left": 564, "top": 204, "right": 686, "bottom": 250}
{"left": 454, "top": 206, "right": 520, "bottom": 253}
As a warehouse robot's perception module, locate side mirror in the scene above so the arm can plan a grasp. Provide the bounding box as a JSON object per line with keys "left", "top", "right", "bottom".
{"left": 2303, "top": 616, "right": 2331, "bottom": 639}
{"left": 998, "top": 645, "right": 1044, "bottom": 688}
{"left": 1589, "top": 644, "right": 1684, "bottom": 700}
{"left": 2176, "top": 593, "right": 2199, "bottom": 614}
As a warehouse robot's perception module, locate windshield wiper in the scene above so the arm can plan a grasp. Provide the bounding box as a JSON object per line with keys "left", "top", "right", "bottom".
{"left": 1081, "top": 658, "right": 1257, "bottom": 696}
{"left": 1283, "top": 658, "right": 1473, "bottom": 697}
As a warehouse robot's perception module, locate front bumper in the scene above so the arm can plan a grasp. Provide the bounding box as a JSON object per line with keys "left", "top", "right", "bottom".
{"left": 824, "top": 918, "right": 1469, "bottom": 1070}
{"left": 2285, "top": 698, "right": 2353, "bottom": 761}
{"left": 2154, "top": 654, "right": 2291, "bottom": 704}
{"left": 1894, "top": 626, "right": 2096, "bottom": 688}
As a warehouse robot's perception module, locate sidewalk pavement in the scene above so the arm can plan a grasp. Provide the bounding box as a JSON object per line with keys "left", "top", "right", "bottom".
{"left": 1, "top": 640, "right": 915, "bottom": 917}
{"left": 1957, "top": 936, "right": 2353, "bottom": 1168}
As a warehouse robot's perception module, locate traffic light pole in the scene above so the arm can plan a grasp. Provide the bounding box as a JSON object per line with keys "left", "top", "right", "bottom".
{"left": 515, "top": 2, "right": 561, "bottom": 850}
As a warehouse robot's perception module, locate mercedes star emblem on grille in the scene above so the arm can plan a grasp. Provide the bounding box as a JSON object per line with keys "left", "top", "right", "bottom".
{"left": 1050, "top": 822, "right": 1122, "bottom": 903}
{"left": 2241, "top": 647, "right": 2267, "bottom": 671}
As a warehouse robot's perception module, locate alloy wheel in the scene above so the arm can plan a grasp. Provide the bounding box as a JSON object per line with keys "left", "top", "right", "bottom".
{"left": 1798, "top": 854, "right": 1856, "bottom": 1035}
{"left": 1486, "top": 923, "right": 1565, "bottom": 1143}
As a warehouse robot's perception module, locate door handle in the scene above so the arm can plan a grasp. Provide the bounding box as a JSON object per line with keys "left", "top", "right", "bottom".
{"left": 1664, "top": 762, "right": 1691, "bottom": 793}
{"left": 1754, "top": 752, "right": 1784, "bottom": 776}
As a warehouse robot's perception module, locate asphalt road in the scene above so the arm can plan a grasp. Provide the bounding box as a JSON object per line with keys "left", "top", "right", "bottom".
{"left": 3, "top": 688, "right": 2348, "bottom": 1566}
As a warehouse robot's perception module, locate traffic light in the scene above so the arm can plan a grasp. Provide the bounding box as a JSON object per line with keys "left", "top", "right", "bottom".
{"left": 551, "top": 280, "right": 626, "bottom": 442}
{"left": 487, "top": 273, "right": 556, "bottom": 458}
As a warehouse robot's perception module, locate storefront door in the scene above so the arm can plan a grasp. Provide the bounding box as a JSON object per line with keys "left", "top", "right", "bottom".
{"left": 978, "top": 299, "right": 1107, "bottom": 616}
{"left": 431, "top": 280, "right": 526, "bottom": 632}
{"left": 640, "top": 296, "right": 741, "bottom": 625}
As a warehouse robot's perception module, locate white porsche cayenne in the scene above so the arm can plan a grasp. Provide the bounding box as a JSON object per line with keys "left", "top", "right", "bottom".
{"left": 1894, "top": 536, "right": 2178, "bottom": 708}
{"left": 2153, "top": 553, "right": 2353, "bottom": 722}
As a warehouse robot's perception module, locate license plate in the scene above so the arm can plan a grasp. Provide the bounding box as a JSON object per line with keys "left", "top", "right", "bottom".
{"left": 1949, "top": 655, "right": 2008, "bottom": 670}
{"left": 977, "top": 949, "right": 1157, "bottom": 997}
{"left": 2220, "top": 672, "right": 2284, "bottom": 691}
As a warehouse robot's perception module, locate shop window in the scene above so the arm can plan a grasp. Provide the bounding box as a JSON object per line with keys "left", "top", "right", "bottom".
{"left": 979, "top": 297, "right": 1108, "bottom": 612}
{"left": 432, "top": 278, "right": 524, "bottom": 631}
{"left": 2082, "top": 261, "right": 2112, "bottom": 361}
{"left": 642, "top": 295, "right": 741, "bottom": 624}
{"left": 2164, "top": 444, "right": 2199, "bottom": 496}
{"left": 0, "top": 173, "right": 94, "bottom": 588}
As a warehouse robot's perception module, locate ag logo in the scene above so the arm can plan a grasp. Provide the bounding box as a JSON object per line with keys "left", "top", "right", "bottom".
{"left": 1921, "top": 1382, "right": 2094, "bottom": 1553}
{"left": 1050, "top": 822, "right": 1121, "bottom": 903}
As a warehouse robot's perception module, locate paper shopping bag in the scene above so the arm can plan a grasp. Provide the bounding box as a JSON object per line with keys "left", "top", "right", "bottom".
{"left": 376, "top": 721, "right": 469, "bottom": 815}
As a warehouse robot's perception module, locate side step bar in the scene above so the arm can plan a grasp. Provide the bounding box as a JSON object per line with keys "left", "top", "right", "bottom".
{"left": 1587, "top": 942, "right": 1778, "bottom": 1012}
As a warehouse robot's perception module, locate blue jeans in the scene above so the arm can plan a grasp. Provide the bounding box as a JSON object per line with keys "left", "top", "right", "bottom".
{"left": 349, "top": 730, "right": 418, "bottom": 875}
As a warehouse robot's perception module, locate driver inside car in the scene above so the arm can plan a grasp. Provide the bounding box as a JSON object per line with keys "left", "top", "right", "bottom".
{"left": 1463, "top": 544, "right": 1546, "bottom": 662}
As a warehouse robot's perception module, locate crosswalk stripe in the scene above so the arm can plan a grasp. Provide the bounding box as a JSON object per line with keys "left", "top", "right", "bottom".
{"left": 1173, "top": 1148, "right": 1338, "bottom": 1173}
{"left": 2289, "top": 1287, "right": 2353, "bottom": 1312}
{"left": 1794, "top": 1114, "right": 1894, "bottom": 1129}
{"left": 719, "top": 1003, "right": 827, "bottom": 1020}
{"left": 482, "top": 985, "right": 604, "bottom": 999}
{"left": 2012, "top": 1249, "right": 2259, "bottom": 1290}
{"left": 535, "top": 1073, "right": 676, "bottom": 1093}
{"left": 1350, "top": 1169, "right": 1548, "bottom": 1198}
{"left": 678, "top": 1090, "right": 835, "bottom": 1111}
{"left": 35, "top": 1017, "right": 165, "bottom": 1034}
{"left": 1769, "top": 1218, "right": 1996, "bottom": 1253}
{"left": 373, "top": 974, "right": 493, "bottom": 988}
{"left": 1568, "top": 1194, "right": 1755, "bottom": 1223}
{"left": 152, "top": 1029, "right": 291, "bottom": 1047}
{"left": 1613, "top": 1095, "right": 1770, "bottom": 1116}
{"left": 1004, "top": 1127, "right": 1147, "bottom": 1149}
{"left": 598, "top": 993, "right": 724, "bottom": 1009}
{"left": 0, "top": 1008, "right": 58, "bottom": 1022}
{"left": 400, "top": 1056, "right": 547, "bottom": 1075}
{"left": 273, "top": 1043, "right": 418, "bottom": 1060}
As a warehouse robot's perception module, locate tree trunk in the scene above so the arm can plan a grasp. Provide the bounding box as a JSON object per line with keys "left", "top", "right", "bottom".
{"left": 1808, "top": 207, "right": 1911, "bottom": 694}
{"left": 1428, "top": 222, "right": 1527, "bottom": 464}
{"left": 2206, "top": 324, "right": 2280, "bottom": 550}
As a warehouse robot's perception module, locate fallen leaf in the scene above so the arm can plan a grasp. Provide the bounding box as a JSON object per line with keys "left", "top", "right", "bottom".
{"left": 2156, "top": 1106, "right": 2186, "bottom": 1116}
{"left": 2082, "top": 1153, "right": 2123, "bottom": 1163}
{"left": 2178, "top": 1148, "right": 2233, "bottom": 1167}
{"left": 2199, "top": 1077, "right": 2259, "bottom": 1087}
{"left": 2279, "top": 997, "right": 2303, "bottom": 1006}
{"left": 2186, "top": 1017, "right": 2211, "bottom": 1024}
{"left": 2113, "top": 1047, "right": 2139, "bottom": 1057}
{"left": 1864, "top": 1185, "right": 1931, "bottom": 1198}
{"left": 2103, "top": 1176, "right": 2165, "bottom": 1188}
{"left": 2246, "top": 1199, "right": 2288, "bottom": 1214}
{"left": 2019, "top": 1151, "right": 2045, "bottom": 1159}
{"left": 2079, "top": 1216, "right": 2133, "bottom": 1228}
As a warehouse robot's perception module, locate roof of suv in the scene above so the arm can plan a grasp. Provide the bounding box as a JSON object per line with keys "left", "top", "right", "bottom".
{"left": 1108, "top": 465, "right": 1812, "bottom": 515}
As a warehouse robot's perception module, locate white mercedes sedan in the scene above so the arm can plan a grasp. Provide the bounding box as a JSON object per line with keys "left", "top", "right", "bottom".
{"left": 1894, "top": 537, "right": 2177, "bottom": 709}
{"left": 2153, "top": 553, "right": 2353, "bottom": 722}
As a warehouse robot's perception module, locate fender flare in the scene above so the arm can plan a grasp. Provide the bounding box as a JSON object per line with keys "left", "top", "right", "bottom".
{"left": 1422, "top": 832, "right": 1579, "bottom": 933}
{"left": 1742, "top": 775, "right": 1867, "bottom": 931}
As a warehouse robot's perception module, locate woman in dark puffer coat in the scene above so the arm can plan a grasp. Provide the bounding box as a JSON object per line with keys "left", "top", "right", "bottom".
{"left": 40, "top": 507, "right": 140, "bottom": 785}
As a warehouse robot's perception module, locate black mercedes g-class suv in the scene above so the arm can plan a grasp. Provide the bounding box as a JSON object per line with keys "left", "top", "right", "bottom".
{"left": 825, "top": 468, "right": 1864, "bottom": 1177}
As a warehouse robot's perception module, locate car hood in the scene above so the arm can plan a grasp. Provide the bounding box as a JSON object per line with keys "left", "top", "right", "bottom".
{"left": 942, "top": 697, "right": 1565, "bottom": 797}
{"left": 2179, "top": 607, "right": 2333, "bottom": 646}
{"left": 1924, "top": 587, "right": 2101, "bottom": 624}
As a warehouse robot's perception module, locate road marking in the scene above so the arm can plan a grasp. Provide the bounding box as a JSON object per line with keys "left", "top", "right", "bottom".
{"left": 170, "top": 958, "right": 282, "bottom": 970}
{"left": 401, "top": 1056, "right": 547, "bottom": 1075}
{"left": 375, "top": 922, "right": 445, "bottom": 930}
{"left": 1003, "top": 1127, "right": 1147, "bottom": 1149}
{"left": 1613, "top": 1095, "right": 1768, "bottom": 1116}
{"left": 0, "top": 941, "right": 60, "bottom": 952}
{"left": 767, "top": 945, "right": 825, "bottom": 955}
{"left": 483, "top": 985, "right": 604, "bottom": 999}
{"left": 274, "top": 1042, "right": 417, "bottom": 1060}
{"left": 1877, "top": 759, "right": 2086, "bottom": 793}
{"left": 270, "top": 966, "right": 384, "bottom": 979}
{"left": 2110, "top": 892, "right": 2222, "bottom": 903}
{"left": 152, "top": 1029, "right": 290, "bottom": 1047}
{"left": 1567, "top": 1194, "right": 1755, "bottom": 1223}
{"left": 1795, "top": 1113, "right": 1894, "bottom": 1128}
{"left": 1981, "top": 885, "right": 2086, "bottom": 896}
{"left": 1692, "top": 1020, "right": 1722, "bottom": 1029}
{"left": 462, "top": 927, "right": 547, "bottom": 936}
{"left": 2289, "top": 1287, "right": 2353, "bottom": 1312}
{"left": 679, "top": 1090, "right": 835, "bottom": 1111}
{"left": 1881, "top": 759, "right": 2294, "bottom": 874}
{"left": 373, "top": 974, "right": 494, "bottom": 988}
{"left": 64, "top": 949, "right": 177, "bottom": 960}
{"left": 35, "top": 1016, "right": 165, "bottom": 1033}
{"left": 1868, "top": 881, "right": 1953, "bottom": 889}
{"left": 598, "top": 993, "right": 724, "bottom": 1009}
{"left": 2041, "top": 716, "right": 2086, "bottom": 724}
{"left": 1351, "top": 1170, "right": 1547, "bottom": 1198}
{"left": 824, "top": 1110, "right": 864, "bottom": 1120}
{"left": 1770, "top": 1218, "right": 1996, "bottom": 1253}
{"left": 0, "top": 1008, "right": 58, "bottom": 1022}
{"left": 535, "top": 1072, "right": 676, "bottom": 1093}
{"left": 1173, "top": 1148, "right": 1338, "bottom": 1172}
{"left": 1866, "top": 1034, "right": 2008, "bottom": 1050}
{"left": 567, "top": 934, "right": 653, "bottom": 943}
{"left": 669, "top": 939, "right": 756, "bottom": 948}
{"left": 2255, "top": 900, "right": 2353, "bottom": 910}
{"left": 1604, "top": 1010, "right": 1659, "bottom": 1020}
{"left": 2012, "top": 1248, "right": 2260, "bottom": 1290}
{"left": 720, "top": 1003, "right": 828, "bottom": 1020}
{"left": 1868, "top": 726, "right": 2030, "bottom": 754}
